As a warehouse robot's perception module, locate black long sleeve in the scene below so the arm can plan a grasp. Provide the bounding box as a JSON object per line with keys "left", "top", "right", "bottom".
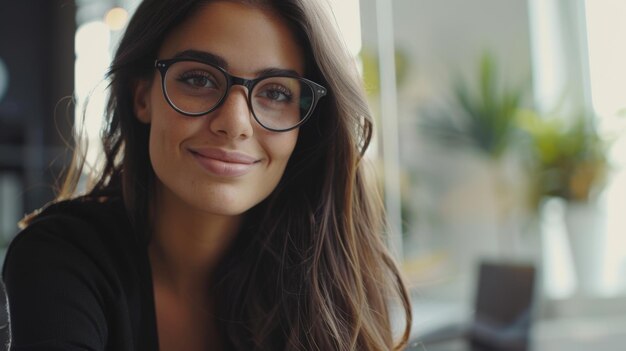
{"left": 2, "top": 198, "right": 158, "bottom": 351}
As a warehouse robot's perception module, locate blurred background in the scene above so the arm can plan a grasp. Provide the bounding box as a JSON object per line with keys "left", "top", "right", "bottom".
{"left": 1, "top": 0, "right": 625, "bottom": 350}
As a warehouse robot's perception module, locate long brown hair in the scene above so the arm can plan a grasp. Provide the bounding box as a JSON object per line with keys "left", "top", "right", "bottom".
{"left": 42, "top": 0, "right": 412, "bottom": 349}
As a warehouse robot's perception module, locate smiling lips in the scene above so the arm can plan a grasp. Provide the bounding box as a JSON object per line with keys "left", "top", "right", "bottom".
{"left": 189, "top": 147, "right": 259, "bottom": 177}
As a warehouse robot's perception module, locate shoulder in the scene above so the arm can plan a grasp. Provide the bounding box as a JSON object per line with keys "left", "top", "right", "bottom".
{"left": 11, "top": 196, "right": 135, "bottom": 252}
{"left": 2, "top": 196, "right": 142, "bottom": 283}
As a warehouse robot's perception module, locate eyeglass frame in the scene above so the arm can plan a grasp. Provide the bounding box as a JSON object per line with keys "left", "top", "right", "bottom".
{"left": 154, "top": 58, "right": 328, "bottom": 132}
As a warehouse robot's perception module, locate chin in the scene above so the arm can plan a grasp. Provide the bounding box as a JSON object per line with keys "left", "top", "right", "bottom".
{"left": 190, "top": 199, "right": 247, "bottom": 217}
{"left": 186, "top": 193, "right": 259, "bottom": 217}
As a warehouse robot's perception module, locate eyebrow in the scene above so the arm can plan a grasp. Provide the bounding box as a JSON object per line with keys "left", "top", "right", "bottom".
{"left": 256, "top": 67, "right": 301, "bottom": 78}
{"left": 170, "top": 49, "right": 302, "bottom": 78}
{"left": 172, "top": 50, "right": 228, "bottom": 68}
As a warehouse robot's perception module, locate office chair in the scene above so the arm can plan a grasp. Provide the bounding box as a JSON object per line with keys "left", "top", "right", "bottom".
{"left": 408, "top": 261, "right": 536, "bottom": 351}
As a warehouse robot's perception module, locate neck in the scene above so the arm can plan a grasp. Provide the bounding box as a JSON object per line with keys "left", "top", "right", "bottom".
{"left": 148, "top": 187, "right": 241, "bottom": 296}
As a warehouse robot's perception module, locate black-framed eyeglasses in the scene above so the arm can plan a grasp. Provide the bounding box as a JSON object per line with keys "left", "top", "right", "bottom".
{"left": 154, "top": 58, "right": 327, "bottom": 132}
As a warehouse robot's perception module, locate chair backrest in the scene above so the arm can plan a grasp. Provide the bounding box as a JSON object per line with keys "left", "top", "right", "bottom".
{"left": 469, "top": 261, "right": 536, "bottom": 351}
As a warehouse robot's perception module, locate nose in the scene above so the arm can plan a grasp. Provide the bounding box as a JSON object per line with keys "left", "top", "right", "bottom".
{"left": 209, "top": 86, "right": 254, "bottom": 139}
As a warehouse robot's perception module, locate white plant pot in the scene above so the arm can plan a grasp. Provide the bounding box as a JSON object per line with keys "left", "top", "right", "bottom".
{"left": 563, "top": 201, "right": 605, "bottom": 296}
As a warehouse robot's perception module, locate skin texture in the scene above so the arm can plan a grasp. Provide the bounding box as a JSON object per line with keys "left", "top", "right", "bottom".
{"left": 132, "top": 2, "right": 305, "bottom": 350}
{"left": 134, "top": 3, "right": 303, "bottom": 218}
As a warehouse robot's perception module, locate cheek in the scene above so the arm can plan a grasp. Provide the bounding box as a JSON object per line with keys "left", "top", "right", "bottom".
{"left": 257, "top": 132, "right": 298, "bottom": 201}
{"left": 150, "top": 118, "right": 173, "bottom": 159}
{"left": 254, "top": 129, "right": 298, "bottom": 195}
{"left": 148, "top": 124, "right": 174, "bottom": 186}
{"left": 268, "top": 130, "right": 299, "bottom": 169}
{"left": 147, "top": 109, "right": 194, "bottom": 175}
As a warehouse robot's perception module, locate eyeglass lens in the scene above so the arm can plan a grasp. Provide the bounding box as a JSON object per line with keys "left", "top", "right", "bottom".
{"left": 163, "top": 61, "right": 315, "bottom": 130}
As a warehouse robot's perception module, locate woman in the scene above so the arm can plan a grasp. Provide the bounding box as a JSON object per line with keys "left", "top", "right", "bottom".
{"left": 3, "top": 0, "right": 412, "bottom": 350}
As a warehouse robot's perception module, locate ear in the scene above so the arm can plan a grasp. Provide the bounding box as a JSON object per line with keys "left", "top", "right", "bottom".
{"left": 133, "top": 79, "right": 153, "bottom": 124}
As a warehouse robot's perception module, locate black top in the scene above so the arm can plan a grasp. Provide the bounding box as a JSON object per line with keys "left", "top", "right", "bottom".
{"left": 2, "top": 197, "right": 159, "bottom": 350}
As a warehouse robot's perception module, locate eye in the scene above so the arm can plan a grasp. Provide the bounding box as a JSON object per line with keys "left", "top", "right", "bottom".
{"left": 257, "top": 84, "right": 293, "bottom": 103}
{"left": 177, "top": 70, "right": 219, "bottom": 89}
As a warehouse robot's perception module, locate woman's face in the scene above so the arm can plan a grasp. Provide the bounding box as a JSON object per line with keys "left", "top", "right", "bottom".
{"left": 134, "top": 1, "right": 304, "bottom": 216}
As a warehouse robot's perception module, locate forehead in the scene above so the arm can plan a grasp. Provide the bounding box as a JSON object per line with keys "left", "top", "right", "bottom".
{"left": 157, "top": 1, "right": 305, "bottom": 76}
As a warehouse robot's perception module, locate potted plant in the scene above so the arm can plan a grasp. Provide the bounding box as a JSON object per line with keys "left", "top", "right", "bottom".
{"left": 517, "top": 110, "right": 608, "bottom": 208}
{"left": 417, "top": 53, "right": 530, "bottom": 258}
{"left": 418, "top": 53, "right": 526, "bottom": 158}
{"left": 517, "top": 110, "right": 609, "bottom": 295}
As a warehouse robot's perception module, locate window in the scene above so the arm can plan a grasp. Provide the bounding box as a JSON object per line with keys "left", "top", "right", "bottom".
{"left": 586, "top": 0, "right": 626, "bottom": 296}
